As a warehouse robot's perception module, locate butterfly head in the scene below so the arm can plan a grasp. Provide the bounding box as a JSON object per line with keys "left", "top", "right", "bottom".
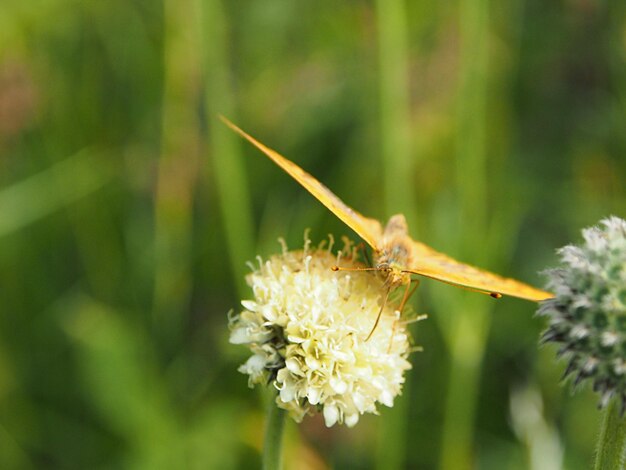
{"left": 375, "top": 257, "right": 411, "bottom": 286}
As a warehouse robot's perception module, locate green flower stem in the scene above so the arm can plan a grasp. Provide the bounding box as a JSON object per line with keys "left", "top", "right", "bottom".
{"left": 594, "top": 399, "right": 626, "bottom": 470}
{"left": 263, "top": 395, "right": 286, "bottom": 470}
{"left": 376, "top": 390, "right": 411, "bottom": 470}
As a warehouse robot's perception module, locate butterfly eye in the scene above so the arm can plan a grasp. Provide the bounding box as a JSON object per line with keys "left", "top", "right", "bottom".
{"left": 377, "top": 262, "right": 390, "bottom": 271}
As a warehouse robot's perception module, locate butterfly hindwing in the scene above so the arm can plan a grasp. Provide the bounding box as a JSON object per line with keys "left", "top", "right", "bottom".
{"left": 406, "top": 240, "right": 552, "bottom": 301}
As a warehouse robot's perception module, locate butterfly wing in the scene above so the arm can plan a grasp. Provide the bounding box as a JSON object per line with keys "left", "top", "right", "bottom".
{"left": 406, "top": 240, "right": 552, "bottom": 301}
{"left": 221, "top": 116, "right": 384, "bottom": 250}
{"left": 221, "top": 117, "right": 551, "bottom": 302}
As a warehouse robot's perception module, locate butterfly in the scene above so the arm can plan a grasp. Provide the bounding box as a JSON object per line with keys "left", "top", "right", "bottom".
{"left": 220, "top": 116, "right": 553, "bottom": 304}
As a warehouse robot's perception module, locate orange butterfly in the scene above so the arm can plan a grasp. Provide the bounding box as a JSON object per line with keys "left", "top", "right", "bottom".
{"left": 221, "top": 116, "right": 553, "bottom": 304}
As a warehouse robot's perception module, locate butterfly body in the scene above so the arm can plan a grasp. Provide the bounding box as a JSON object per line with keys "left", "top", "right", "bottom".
{"left": 220, "top": 116, "right": 553, "bottom": 302}
{"left": 375, "top": 214, "right": 414, "bottom": 287}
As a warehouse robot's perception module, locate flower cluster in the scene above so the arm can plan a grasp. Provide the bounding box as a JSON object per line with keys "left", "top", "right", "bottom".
{"left": 538, "top": 216, "right": 626, "bottom": 409}
{"left": 229, "top": 236, "right": 413, "bottom": 427}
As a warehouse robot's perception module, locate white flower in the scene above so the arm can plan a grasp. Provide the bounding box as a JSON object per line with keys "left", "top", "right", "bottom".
{"left": 229, "top": 235, "right": 414, "bottom": 427}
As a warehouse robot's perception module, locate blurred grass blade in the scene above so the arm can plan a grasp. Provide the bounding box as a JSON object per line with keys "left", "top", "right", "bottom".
{"left": 455, "top": 0, "right": 489, "bottom": 253}
{"left": 0, "top": 422, "right": 31, "bottom": 469}
{"left": 153, "top": 0, "right": 202, "bottom": 348}
{"left": 202, "top": 0, "right": 255, "bottom": 296}
{"left": 187, "top": 402, "right": 242, "bottom": 469}
{"left": 62, "top": 294, "right": 183, "bottom": 467}
{"left": 439, "top": 306, "right": 489, "bottom": 470}
{"left": 374, "top": 0, "right": 414, "bottom": 469}
{"left": 0, "top": 148, "right": 112, "bottom": 237}
{"left": 376, "top": 0, "right": 413, "bottom": 222}
{"left": 510, "top": 385, "right": 563, "bottom": 470}
{"left": 62, "top": 292, "right": 244, "bottom": 468}
{"left": 439, "top": 0, "right": 491, "bottom": 468}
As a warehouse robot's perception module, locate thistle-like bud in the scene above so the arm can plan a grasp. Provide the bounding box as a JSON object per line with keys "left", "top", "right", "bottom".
{"left": 229, "top": 235, "right": 413, "bottom": 427}
{"left": 538, "top": 216, "right": 626, "bottom": 410}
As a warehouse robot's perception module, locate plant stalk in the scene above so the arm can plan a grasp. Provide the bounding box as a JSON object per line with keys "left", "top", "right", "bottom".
{"left": 263, "top": 397, "right": 286, "bottom": 470}
{"left": 594, "top": 399, "right": 626, "bottom": 470}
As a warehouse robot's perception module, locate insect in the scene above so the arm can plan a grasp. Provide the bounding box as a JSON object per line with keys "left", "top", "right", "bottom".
{"left": 220, "top": 116, "right": 553, "bottom": 311}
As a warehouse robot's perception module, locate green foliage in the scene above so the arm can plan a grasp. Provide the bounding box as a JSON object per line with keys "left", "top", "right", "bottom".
{"left": 0, "top": 0, "right": 624, "bottom": 468}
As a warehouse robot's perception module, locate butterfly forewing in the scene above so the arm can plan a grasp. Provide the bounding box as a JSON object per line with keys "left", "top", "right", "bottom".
{"left": 407, "top": 240, "right": 552, "bottom": 301}
{"left": 221, "top": 116, "right": 553, "bottom": 303}
{"left": 221, "top": 116, "right": 384, "bottom": 249}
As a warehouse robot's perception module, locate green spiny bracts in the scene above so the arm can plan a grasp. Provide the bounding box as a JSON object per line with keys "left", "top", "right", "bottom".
{"left": 538, "top": 216, "right": 626, "bottom": 411}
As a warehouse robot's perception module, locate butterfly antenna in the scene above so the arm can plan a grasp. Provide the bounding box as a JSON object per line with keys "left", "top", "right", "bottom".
{"left": 402, "top": 271, "right": 502, "bottom": 299}
{"left": 332, "top": 265, "right": 382, "bottom": 273}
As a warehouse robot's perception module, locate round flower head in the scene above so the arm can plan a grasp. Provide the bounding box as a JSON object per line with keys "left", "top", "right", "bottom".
{"left": 229, "top": 235, "right": 414, "bottom": 427}
{"left": 538, "top": 216, "right": 626, "bottom": 410}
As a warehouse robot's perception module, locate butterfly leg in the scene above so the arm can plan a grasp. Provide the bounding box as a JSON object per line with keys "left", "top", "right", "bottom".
{"left": 365, "top": 285, "right": 391, "bottom": 342}
{"left": 387, "top": 280, "right": 420, "bottom": 353}
{"left": 398, "top": 279, "right": 420, "bottom": 314}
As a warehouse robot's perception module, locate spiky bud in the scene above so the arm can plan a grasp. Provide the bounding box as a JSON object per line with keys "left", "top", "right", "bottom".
{"left": 538, "top": 216, "right": 626, "bottom": 410}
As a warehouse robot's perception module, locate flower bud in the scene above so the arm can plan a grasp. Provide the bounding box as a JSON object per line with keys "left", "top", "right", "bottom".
{"left": 538, "top": 217, "right": 626, "bottom": 410}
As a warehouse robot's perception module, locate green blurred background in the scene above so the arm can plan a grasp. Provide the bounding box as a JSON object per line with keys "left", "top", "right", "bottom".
{"left": 1, "top": 0, "right": 625, "bottom": 468}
